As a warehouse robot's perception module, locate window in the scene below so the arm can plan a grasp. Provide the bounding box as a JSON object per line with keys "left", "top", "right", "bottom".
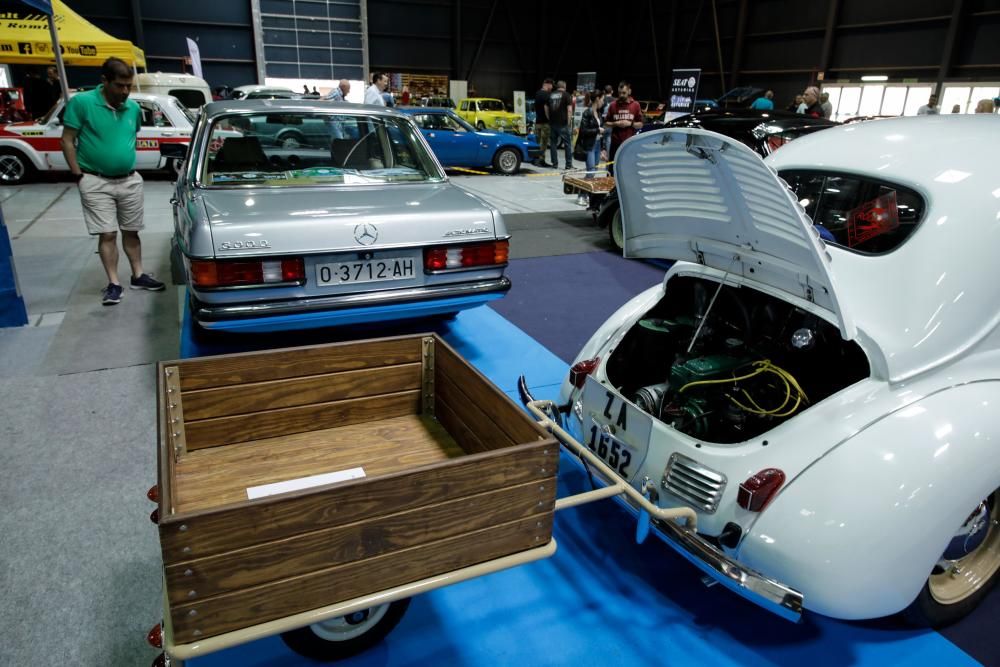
{"left": 779, "top": 170, "right": 926, "bottom": 254}
{"left": 858, "top": 86, "right": 884, "bottom": 116}
{"left": 169, "top": 89, "right": 208, "bottom": 109}
{"left": 902, "top": 86, "right": 932, "bottom": 116}
{"left": 941, "top": 86, "right": 970, "bottom": 114}
{"left": 202, "top": 112, "right": 442, "bottom": 187}
{"left": 970, "top": 86, "right": 1000, "bottom": 113}
{"left": 879, "top": 87, "right": 907, "bottom": 116}
{"left": 459, "top": 100, "right": 469, "bottom": 111}
{"left": 138, "top": 101, "right": 173, "bottom": 128}
{"left": 836, "top": 87, "right": 861, "bottom": 120}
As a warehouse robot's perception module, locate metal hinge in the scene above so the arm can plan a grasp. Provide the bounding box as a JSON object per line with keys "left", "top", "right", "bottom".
{"left": 422, "top": 336, "right": 435, "bottom": 415}
{"left": 164, "top": 366, "right": 187, "bottom": 462}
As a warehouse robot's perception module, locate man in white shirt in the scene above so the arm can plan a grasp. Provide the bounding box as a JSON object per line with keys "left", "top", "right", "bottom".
{"left": 325, "top": 79, "right": 350, "bottom": 102}
{"left": 917, "top": 94, "right": 940, "bottom": 115}
{"left": 364, "top": 73, "right": 388, "bottom": 106}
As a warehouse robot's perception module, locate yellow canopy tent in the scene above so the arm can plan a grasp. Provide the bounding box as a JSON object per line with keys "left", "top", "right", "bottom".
{"left": 0, "top": 0, "right": 146, "bottom": 68}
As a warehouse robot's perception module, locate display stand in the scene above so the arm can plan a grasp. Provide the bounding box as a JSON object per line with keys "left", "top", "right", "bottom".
{"left": 0, "top": 205, "right": 28, "bottom": 328}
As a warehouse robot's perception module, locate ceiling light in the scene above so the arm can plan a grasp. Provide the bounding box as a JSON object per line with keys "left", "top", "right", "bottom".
{"left": 861, "top": 75, "right": 888, "bottom": 82}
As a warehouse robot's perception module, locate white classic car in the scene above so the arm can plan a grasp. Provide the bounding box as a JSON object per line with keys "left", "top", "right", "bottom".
{"left": 524, "top": 116, "right": 1000, "bottom": 627}
{"left": 0, "top": 91, "right": 195, "bottom": 185}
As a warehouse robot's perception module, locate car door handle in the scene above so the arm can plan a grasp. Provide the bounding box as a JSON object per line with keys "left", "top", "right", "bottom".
{"left": 428, "top": 132, "right": 435, "bottom": 138}
{"left": 160, "top": 131, "right": 175, "bottom": 137}
{"left": 170, "top": 197, "right": 179, "bottom": 206}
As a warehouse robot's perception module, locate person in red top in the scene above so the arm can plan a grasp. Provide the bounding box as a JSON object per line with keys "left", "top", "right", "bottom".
{"left": 604, "top": 81, "right": 643, "bottom": 173}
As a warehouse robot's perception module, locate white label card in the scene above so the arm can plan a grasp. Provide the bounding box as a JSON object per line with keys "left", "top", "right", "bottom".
{"left": 246, "top": 467, "right": 366, "bottom": 500}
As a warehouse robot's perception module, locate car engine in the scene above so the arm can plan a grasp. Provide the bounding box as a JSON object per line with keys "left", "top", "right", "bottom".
{"left": 604, "top": 276, "right": 870, "bottom": 444}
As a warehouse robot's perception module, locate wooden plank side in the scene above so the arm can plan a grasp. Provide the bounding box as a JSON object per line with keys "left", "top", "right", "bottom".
{"left": 435, "top": 373, "right": 517, "bottom": 452}
{"left": 435, "top": 341, "right": 549, "bottom": 446}
{"left": 182, "top": 363, "right": 421, "bottom": 421}
{"left": 174, "top": 414, "right": 466, "bottom": 514}
{"left": 174, "top": 336, "right": 423, "bottom": 391}
{"left": 160, "top": 443, "right": 554, "bottom": 563}
{"left": 170, "top": 514, "right": 554, "bottom": 643}
{"left": 184, "top": 391, "right": 421, "bottom": 450}
{"left": 433, "top": 399, "right": 491, "bottom": 455}
{"left": 164, "top": 478, "right": 557, "bottom": 605}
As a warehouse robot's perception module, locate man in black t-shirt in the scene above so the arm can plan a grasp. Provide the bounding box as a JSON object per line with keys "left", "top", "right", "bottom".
{"left": 546, "top": 80, "right": 572, "bottom": 169}
{"left": 533, "top": 79, "right": 553, "bottom": 166}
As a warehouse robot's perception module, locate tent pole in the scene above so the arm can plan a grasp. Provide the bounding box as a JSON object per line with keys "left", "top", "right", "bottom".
{"left": 47, "top": 13, "right": 71, "bottom": 102}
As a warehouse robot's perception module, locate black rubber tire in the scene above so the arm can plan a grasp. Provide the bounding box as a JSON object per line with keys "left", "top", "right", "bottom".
{"left": 278, "top": 131, "right": 306, "bottom": 149}
{"left": 902, "top": 490, "right": 999, "bottom": 628}
{"left": 608, "top": 207, "right": 624, "bottom": 253}
{"left": 280, "top": 599, "right": 410, "bottom": 661}
{"left": 0, "top": 148, "right": 35, "bottom": 186}
{"left": 492, "top": 147, "right": 521, "bottom": 175}
{"left": 165, "top": 158, "right": 183, "bottom": 180}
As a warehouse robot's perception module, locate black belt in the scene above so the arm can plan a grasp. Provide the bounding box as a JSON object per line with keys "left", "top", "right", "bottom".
{"left": 82, "top": 169, "right": 136, "bottom": 180}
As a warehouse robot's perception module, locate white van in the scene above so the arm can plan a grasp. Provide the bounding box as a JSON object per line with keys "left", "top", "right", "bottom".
{"left": 134, "top": 72, "right": 212, "bottom": 109}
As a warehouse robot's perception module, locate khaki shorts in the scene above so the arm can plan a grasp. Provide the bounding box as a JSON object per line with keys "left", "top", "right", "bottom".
{"left": 79, "top": 171, "right": 145, "bottom": 235}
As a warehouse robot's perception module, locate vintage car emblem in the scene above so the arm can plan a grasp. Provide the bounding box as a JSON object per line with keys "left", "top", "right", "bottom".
{"left": 218, "top": 239, "right": 271, "bottom": 250}
{"left": 354, "top": 223, "right": 379, "bottom": 245}
{"left": 443, "top": 226, "right": 490, "bottom": 237}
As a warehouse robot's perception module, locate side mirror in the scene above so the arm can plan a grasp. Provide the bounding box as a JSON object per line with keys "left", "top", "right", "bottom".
{"left": 160, "top": 143, "right": 189, "bottom": 160}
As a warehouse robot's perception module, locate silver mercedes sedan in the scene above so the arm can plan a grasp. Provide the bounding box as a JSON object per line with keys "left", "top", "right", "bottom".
{"left": 163, "top": 100, "right": 510, "bottom": 332}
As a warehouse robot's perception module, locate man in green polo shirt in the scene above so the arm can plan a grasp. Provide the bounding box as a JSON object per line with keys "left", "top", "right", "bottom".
{"left": 60, "top": 57, "right": 164, "bottom": 305}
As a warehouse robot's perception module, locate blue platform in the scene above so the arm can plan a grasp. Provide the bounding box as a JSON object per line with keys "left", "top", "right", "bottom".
{"left": 182, "top": 303, "right": 982, "bottom": 667}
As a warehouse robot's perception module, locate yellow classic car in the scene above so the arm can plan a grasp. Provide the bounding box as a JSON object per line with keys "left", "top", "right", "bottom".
{"left": 456, "top": 98, "right": 522, "bottom": 133}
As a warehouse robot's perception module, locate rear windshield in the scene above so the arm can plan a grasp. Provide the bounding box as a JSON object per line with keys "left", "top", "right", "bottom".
{"left": 170, "top": 89, "right": 208, "bottom": 109}
{"left": 779, "top": 170, "right": 926, "bottom": 254}
{"left": 201, "top": 111, "right": 443, "bottom": 187}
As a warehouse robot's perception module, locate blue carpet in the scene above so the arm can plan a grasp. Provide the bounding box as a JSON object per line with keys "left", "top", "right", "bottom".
{"left": 180, "top": 261, "right": 988, "bottom": 667}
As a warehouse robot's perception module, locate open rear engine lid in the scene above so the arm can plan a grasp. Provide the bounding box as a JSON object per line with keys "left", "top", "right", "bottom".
{"left": 615, "top": 128, "right": 856, "bottom": 341}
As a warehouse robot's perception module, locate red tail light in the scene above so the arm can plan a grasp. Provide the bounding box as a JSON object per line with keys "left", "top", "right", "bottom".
{"left": 569, "top": 357, "right": 601, "bottom": 389}
{"left": 424, "top": 240, "right": 509, "bottom": 272}
{"left": 737, "top": 468, "right": 786, "bottom": 512}
{"left": 190, "top": 258, "right": 305, "bottom": 288}
{"left": 146, "top": 485, "right": 159, "bottom": 503}
{"left": 146, "top": 623, "right": 163, "bottom": 649}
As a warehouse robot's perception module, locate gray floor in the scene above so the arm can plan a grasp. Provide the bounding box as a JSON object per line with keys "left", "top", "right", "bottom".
{"left": 0, "top": 165, "right": 589, "bottom": 666}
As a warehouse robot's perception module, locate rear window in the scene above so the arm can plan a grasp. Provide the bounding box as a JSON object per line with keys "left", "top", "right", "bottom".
{"left": 202, "top": 111, "right": 443, "bottom": 187}
{"left": 779, "top": 171, "right": 926, "bottom": 254}
{"left": 170, "top": 89, "right": 208, "bottom": 108}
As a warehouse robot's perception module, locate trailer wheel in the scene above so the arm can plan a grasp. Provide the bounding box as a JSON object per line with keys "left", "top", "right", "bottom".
{"left": 609, "top": 208, "right": 624, "bottom": 253}
{"left": 280, "top": 598, "right": 410, "bottom": 661}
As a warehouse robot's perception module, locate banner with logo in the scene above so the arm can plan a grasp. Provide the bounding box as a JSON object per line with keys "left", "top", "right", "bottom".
{"left": 512, "top": 91, "right": 526, "bottom": 134}
{"left": 576, "top": 72, "right": 596, "bottom": 93}
{"left": 668, "top": 68, "right": 701, "bottom": 113}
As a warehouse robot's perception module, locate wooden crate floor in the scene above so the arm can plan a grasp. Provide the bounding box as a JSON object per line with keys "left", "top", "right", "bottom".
{"left": 173, "top": 414, "right": 465, "bottom": 513}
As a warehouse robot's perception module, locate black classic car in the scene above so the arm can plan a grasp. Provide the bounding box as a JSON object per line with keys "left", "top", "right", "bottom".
{"left": 598, "top": 109, "right": 838, "bottom": 251}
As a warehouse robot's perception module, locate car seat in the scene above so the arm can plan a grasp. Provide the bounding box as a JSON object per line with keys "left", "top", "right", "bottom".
{"left": 330, "top": 133, "right": 385, "bottom": 169}
{"left": 214, "top": 136, "right": 269, "bottom": 172}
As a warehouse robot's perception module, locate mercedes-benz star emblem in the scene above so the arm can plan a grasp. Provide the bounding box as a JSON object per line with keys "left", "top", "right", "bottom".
{"left": 354, "top": 223, "right": 378, "bottom": 246}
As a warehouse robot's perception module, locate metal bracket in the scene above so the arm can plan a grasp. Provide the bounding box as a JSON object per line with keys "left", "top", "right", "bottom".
{"left": 164, "top": 366, "right": 187, "bottom": 462}
{"left": 421, "top": 336, "right": 435, "bottom": 415}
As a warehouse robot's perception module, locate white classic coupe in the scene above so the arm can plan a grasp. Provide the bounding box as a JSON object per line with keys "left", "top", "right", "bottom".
{"left": 525, "top": 115, "right": 1000, "bottom": 627}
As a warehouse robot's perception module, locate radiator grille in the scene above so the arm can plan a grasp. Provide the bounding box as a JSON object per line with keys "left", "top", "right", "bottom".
{"left": 661, "top": 453, "right": 727, "bottom": 513}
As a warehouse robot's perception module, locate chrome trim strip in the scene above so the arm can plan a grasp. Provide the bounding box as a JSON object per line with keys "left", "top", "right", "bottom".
{"left": 194, "top": 276, "right": 510, "bottom": 321}
{"left": 652, "top": 514, "right": 804, "bottom": 622}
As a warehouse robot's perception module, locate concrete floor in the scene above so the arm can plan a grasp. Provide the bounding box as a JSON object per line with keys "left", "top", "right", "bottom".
{"left": 0, "top": 166, "right": 588, "bottom": 666}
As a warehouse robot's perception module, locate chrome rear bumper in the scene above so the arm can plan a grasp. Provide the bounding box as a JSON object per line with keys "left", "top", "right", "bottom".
{"left": 194, "top": 277, "right": 511, "bottom": 322}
